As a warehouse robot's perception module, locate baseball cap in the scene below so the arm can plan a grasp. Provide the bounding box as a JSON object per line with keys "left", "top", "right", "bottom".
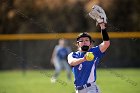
{"left": 76, "top": 32, "right": 95, "bottom": 43}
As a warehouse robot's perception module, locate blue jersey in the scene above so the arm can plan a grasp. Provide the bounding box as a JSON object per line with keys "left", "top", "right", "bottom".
{"left": 68, "top": 46, "right": 104, "bottom": 86}
{"left": 55, "top": 45, "right": 71, "bottom": 60}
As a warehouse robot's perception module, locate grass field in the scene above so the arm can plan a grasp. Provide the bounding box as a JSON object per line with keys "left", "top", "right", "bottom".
{"left": 0, "top": 69, "right": 140, "bottom": 93}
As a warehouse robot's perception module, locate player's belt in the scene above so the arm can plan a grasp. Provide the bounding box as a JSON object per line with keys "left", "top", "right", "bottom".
{"left": 75, "top": 83, "right": 91, "bottom": 90}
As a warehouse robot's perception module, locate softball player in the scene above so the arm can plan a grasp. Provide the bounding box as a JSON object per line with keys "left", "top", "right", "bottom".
{"left": 51, "top": 39, "right": 71, "bottom": 83}
{"left": 68, "top": 5, "right": 110, "bottom": 93}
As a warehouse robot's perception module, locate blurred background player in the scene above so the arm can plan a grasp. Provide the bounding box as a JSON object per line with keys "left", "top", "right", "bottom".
{"left": 68, "top": 5, "right": 110, "bottom": 93}
{"left": 51, "top": 39, "right": 72, "bottom": 83}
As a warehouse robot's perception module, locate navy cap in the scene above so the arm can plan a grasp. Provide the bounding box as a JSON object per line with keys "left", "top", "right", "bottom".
{"left": 76, "top": 32, "right": 95, "bottom": 43}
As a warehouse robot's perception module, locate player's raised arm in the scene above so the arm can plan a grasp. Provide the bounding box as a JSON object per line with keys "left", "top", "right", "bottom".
{"left": 99, "top": 23, "right": 110, "bottom": 53}
{"left": 89, "top": 5, "right": 110, "bottom": 53}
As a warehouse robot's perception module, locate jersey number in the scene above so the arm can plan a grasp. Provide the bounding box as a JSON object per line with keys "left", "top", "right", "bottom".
{"left": 78, "top": 64, "right": 82, "bottom": 70}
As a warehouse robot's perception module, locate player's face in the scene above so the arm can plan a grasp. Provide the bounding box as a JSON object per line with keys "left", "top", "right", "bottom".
{"left": 78, "top": 37, "right": 91, "bottom": 47}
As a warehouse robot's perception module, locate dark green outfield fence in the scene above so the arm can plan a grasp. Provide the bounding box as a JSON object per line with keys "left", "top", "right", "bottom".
{"left": 0, "top": 32, "right": 140, "bottom": 70}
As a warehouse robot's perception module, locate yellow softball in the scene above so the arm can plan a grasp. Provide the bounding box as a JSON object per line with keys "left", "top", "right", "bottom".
{"left": 85, "top": 52, "right": 94, "bottom": 61}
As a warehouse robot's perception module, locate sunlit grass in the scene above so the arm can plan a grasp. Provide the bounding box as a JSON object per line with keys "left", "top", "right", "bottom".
{"left": 0, "top": 69, "right": 140, "bottom": 93}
